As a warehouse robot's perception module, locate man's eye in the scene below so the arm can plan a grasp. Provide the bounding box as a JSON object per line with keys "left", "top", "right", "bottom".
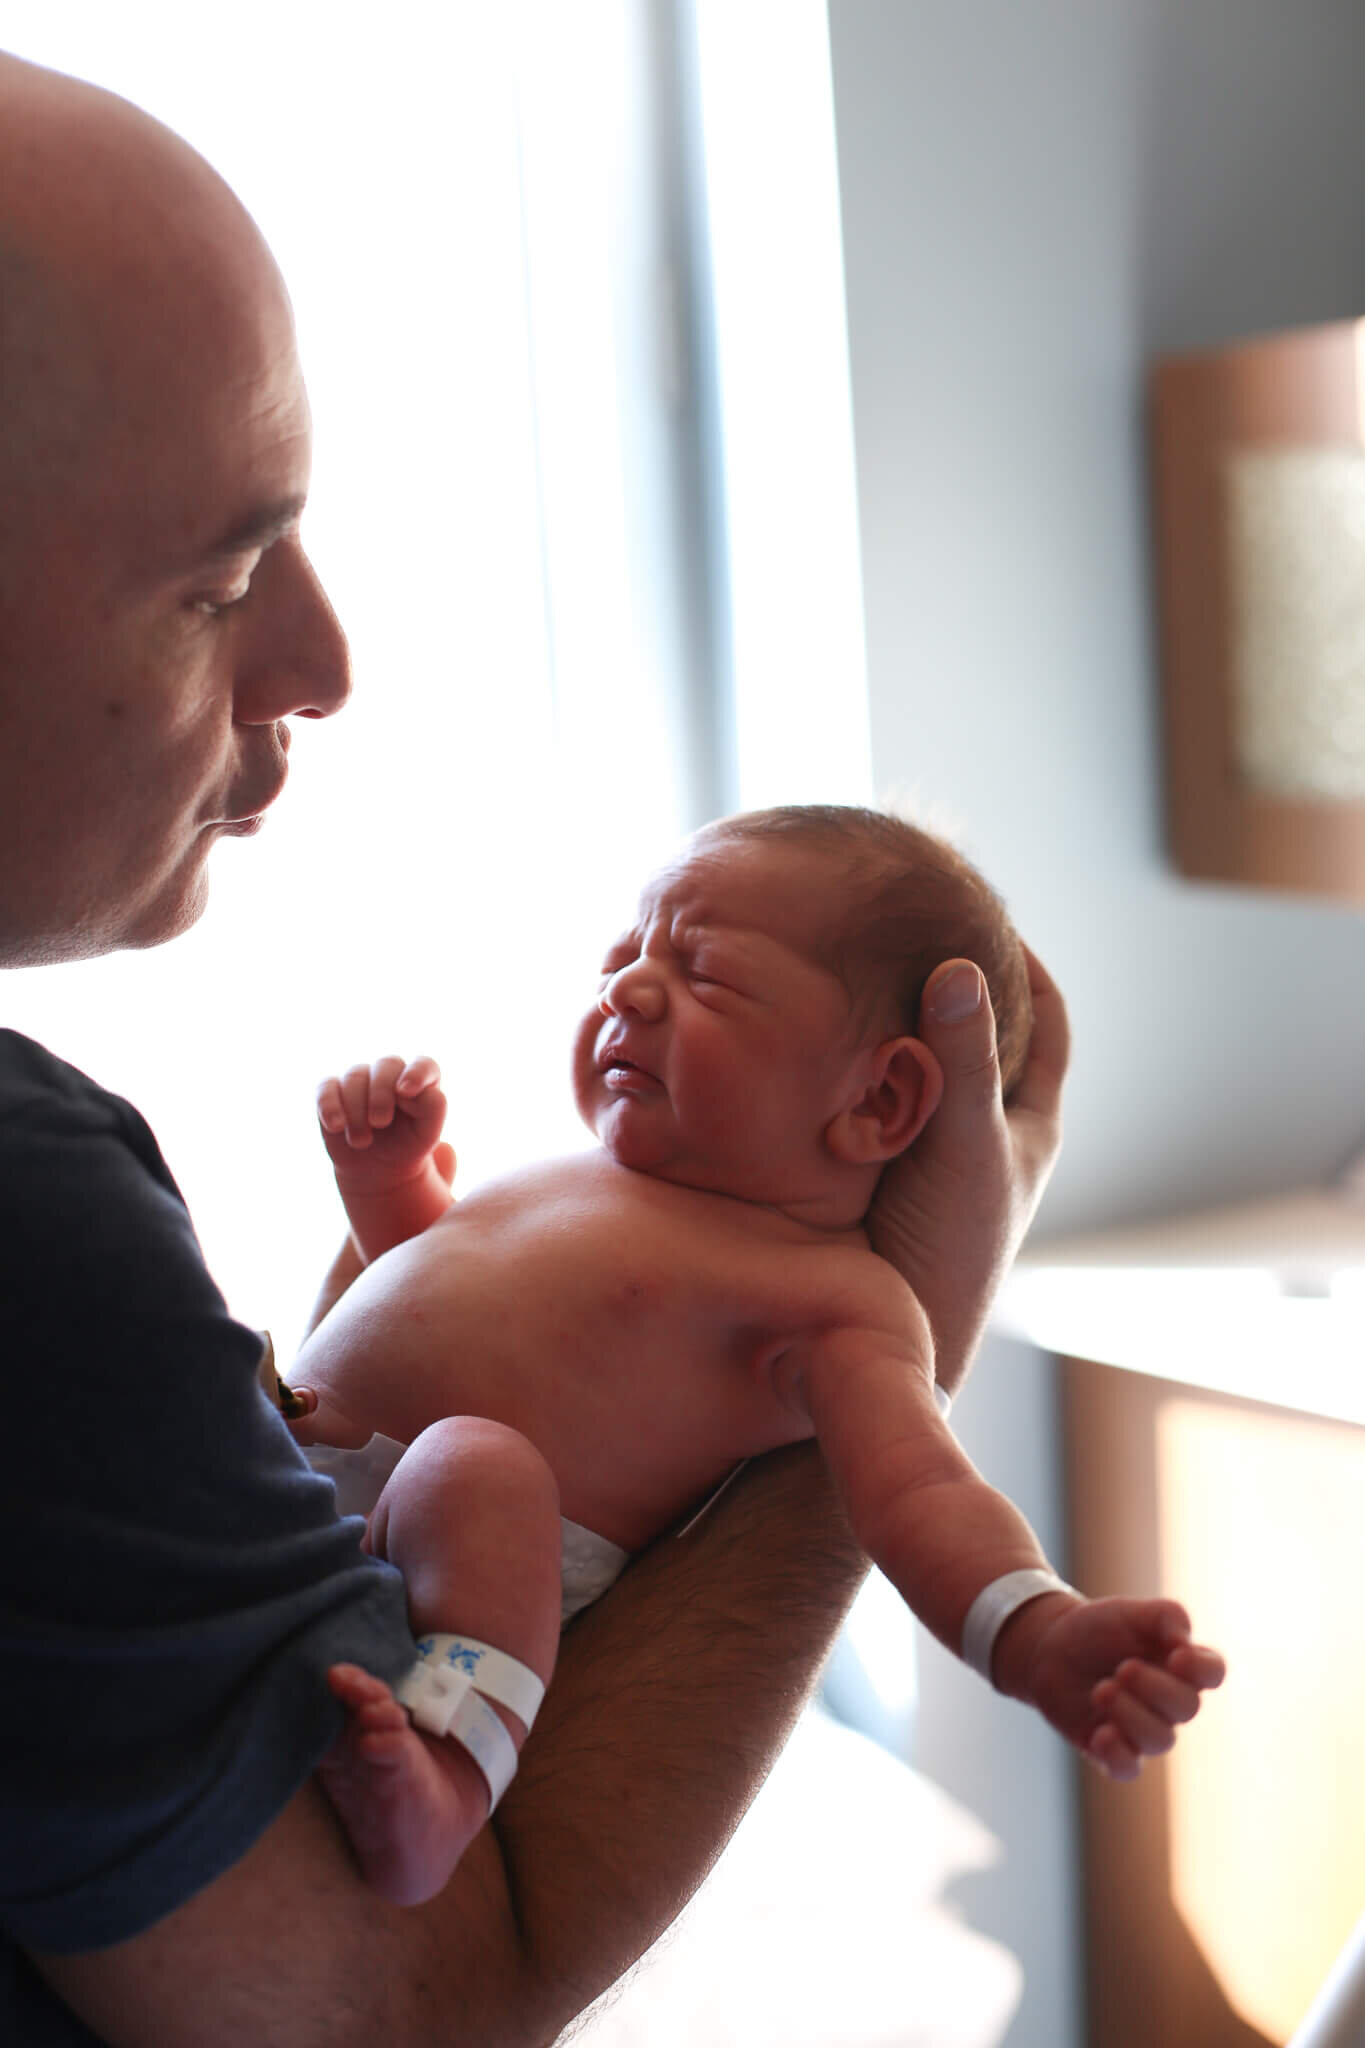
{"left": 191, "top": 585, "right": 250, "bottom": 618}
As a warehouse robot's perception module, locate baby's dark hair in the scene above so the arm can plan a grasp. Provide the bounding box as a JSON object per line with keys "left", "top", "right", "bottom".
{"left": 697, "top": 804, "right": 1032, "bottom": 1099}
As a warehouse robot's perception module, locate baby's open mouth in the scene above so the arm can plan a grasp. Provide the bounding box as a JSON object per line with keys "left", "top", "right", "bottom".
{"left": 602, "top": 1049, "right": 656, "bottom": 1086}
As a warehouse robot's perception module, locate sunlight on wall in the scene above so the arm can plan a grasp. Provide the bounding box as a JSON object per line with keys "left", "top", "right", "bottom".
{"left": 1157, "top": 1398, "right": 1365, "bottom": 2043}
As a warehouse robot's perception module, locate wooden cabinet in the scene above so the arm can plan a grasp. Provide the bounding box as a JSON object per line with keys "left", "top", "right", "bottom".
{"left": 1061, "top": 1357, "right": 1365, "bottom": 2048}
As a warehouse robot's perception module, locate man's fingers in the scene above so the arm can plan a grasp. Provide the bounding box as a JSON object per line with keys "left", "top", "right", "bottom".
{"left": 917, "top": 960, "right": 1003, "bottom": 1122}
{"left": 1010, "top": 947, "right": 1070, "bottom": 1120}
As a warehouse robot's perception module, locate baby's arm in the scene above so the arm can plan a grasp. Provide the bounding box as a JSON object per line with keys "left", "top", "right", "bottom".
{"left": 317, "top": 1055, "right": 456, "bottom": 1265}
{"left": 795, "top": 1286, "right": 1223, "bottom": 1779}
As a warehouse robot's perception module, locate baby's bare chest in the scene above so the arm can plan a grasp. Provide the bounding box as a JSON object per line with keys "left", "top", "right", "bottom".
{"left": 313, "top": 1175, "right": 843, "bottom": 1533}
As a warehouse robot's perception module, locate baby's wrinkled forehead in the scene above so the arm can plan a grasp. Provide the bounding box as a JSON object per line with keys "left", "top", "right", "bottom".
{"left": 637, "top": 839, "right": 853, "bottom": 980}
{"left": 633, "top": 846, "right": 735, "bottom": 924}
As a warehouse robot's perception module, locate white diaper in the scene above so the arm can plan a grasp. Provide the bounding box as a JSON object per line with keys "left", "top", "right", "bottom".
{"left": 559, "top": 1518, "right": 629, "bottom": 1625}
{"left": 305, "top": 1433, "right": 406, "bottom": 1520}
{"left": 306, "top": 1433, "right": 630, "bottom": 1627}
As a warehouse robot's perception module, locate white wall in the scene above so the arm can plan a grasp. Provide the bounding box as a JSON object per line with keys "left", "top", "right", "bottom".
{"left": 826, "top": 4, "right": 1365, "bottom": 2043}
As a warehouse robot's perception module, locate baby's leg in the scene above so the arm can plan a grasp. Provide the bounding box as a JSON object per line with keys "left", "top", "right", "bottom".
{"left": 318, "top": 1416, "right": 561, "bottom": 1905}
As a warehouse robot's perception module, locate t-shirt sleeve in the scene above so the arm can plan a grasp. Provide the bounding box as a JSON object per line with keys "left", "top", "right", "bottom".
{"left": 0, "top": 1033, "right": 416, "bottom": 1954}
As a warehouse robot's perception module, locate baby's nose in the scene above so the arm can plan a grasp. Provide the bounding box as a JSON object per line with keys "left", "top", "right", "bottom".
{"left": 600, "top": 960, "right": 666, "bottom": 1019}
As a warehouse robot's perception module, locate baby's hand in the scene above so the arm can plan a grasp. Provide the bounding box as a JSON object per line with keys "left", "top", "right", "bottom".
{"left": 317, "top": 1056, "right": 455, "bottom": 1200}
{"left": 1018, "top": 1596, "right": 1225, "bottom": 1781}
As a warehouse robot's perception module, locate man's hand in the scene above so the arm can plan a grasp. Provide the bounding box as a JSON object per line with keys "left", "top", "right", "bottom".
{"left": 317, "top": 1056, "right": 455, "bottom": 1202}
{"left": 868, "top": 948, "right": 1069, "bottom": 1395}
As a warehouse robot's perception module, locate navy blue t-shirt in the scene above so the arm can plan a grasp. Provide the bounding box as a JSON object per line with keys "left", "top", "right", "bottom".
{"left": 0, "top": 1031, "right": 416, "bottom": 2043}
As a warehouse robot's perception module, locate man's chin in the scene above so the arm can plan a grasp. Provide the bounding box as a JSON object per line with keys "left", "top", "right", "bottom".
{"left": 119, "top": 865, "right": 213, "bottom": 953}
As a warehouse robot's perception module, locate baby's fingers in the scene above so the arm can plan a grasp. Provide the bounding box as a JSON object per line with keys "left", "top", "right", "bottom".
{"left": 395, "top": 1055, "right": 442, "bottom": 1102}
{"left": 1085, "top": 1722, "right": 1142, "bottom": 1783}
{"left": 317, "top": 1075, "right": 348, "bottom": 1138}
{"left": 360, "top": 1056, "right": 409, "bottom": 1134}
{"left": 1090, "top": 1670, "right": 1180, "bottom": 1760}
{"left": 328, "top": 1065, "right": 379, "bottom": 1147}
{"left": 1165, "top": 1641, "right": 1227, "bottom": 1693}
{"left": 318, "top": 1059, "right": 409, "bottom": 1147}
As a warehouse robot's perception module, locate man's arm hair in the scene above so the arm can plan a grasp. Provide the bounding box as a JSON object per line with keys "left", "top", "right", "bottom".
{"left": 30, "top": 1442, "right": 867, "bottom": 2048}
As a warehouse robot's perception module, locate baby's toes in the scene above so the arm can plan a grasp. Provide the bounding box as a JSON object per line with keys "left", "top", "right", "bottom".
{"left": 328, "top": 1662, "right": 399, "bottom": 1718}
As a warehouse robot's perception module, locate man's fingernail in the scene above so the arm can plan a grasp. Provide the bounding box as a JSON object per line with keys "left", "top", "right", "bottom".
{"left": 930, "top": 964, "right": 983, "bottom": 1022}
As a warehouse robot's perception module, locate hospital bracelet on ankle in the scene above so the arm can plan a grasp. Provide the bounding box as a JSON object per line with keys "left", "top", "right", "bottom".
{"left": 960, "top": 1568, "right": 1077, "bottom": 1685}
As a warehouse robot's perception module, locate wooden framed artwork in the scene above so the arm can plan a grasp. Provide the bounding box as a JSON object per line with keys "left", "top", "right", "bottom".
{"left": 1151, "top": 320, "right": 1365, "bottom": 900}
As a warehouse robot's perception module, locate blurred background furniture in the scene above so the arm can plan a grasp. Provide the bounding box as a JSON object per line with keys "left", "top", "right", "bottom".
{"left": 1287, "top": 1907, "right": 1365, "bottom": 2048}
{"left": 1002, "top": 1189, "right": 1365, "bottom": 2047}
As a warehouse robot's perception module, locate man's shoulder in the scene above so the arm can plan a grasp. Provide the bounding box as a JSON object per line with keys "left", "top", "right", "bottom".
{"left": 0, "top": 1024, "right": 164, "bottom": 1164}
{"left": 0, "top": 1025, "right": 83, "bottom": 1100}
{"left": 0, "top": 1026, "right": 125, "bottom": 1131}
{"left": 0, "top": 1027, "right": 185, "bottom": 1271}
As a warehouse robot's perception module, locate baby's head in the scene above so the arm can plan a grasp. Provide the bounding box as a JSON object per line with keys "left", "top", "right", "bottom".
{"left": 690, "top": 805, "right": 1031, "bottom": 1099}
{"left": 575, "top": 801, "right": 1031, "bottom": 1220}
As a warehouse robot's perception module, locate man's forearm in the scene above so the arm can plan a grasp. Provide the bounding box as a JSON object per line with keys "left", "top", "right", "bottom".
{"left": 33, "top": 1444, "right": 867, "bottom": 2048}
{"left": 488, "top": 1441, "right": 868, "bottom": 2034}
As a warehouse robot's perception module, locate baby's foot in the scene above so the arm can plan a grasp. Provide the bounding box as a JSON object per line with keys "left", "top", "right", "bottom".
{"left": 317, "top": 1663, "right": 493, "bottom": 1905}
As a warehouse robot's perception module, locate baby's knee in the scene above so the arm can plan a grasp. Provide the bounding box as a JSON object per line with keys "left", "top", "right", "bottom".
{"left": 405, "top": 1415, "right": 560, "bottom": 1531}
{"left": 391, "top": 1418, "right": 562, "bottom": 1669}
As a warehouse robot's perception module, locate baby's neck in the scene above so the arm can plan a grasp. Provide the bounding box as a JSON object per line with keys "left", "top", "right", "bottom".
{"left": 629, "top": 1158, "right": 877, "bottom": 1240}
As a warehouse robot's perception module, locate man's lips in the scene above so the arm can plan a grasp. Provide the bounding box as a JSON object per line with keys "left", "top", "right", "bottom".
{"left": 219, "top": 728, "right": 292, "bottom": 830}
{"left": 218, "top": 766, "right": 290, "bottom": 832}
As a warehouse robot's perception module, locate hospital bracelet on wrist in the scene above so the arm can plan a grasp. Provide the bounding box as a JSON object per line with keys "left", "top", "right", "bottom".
{"left": 960, "top": 1568, "right": 1076, "bottom": 1685}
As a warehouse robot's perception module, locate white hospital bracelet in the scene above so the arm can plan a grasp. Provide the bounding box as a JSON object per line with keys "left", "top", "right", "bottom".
{"left": 960, "top": 1568, "right": 1076, "bottom": 1684}
{"left": 405, "top": 1633, "right": 546, "bottom": 1728}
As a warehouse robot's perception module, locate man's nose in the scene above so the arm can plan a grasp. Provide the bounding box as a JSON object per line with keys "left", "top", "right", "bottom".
{"left": 235, "top": 536, "right": 352, "bottom": 724}
{"left": 599, "top": 960, "right": 666, "bottom": 1021}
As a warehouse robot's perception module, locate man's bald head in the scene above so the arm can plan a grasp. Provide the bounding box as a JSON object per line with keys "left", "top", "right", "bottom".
{"left": 0, "top": 53, "right": 349, "bottom": 964}
{"left": 0, "top": 55, "right": 293, "bottom": 541}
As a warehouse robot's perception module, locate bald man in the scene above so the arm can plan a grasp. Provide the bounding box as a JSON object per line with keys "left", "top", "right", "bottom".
{"left": 0, "top": 50, "right": 1068, "bottom": 2048}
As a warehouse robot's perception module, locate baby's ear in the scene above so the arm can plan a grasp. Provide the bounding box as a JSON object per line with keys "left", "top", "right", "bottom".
{"left": 825, "top": 1036, "right": 944, "bottom": 1166}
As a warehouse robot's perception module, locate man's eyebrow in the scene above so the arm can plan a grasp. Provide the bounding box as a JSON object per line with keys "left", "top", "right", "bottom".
{"left": 200, "top": 495, "right": 308, "bottom": 560}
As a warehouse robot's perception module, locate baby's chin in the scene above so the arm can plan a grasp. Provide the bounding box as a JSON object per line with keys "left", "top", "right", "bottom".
{"left": 592, "top": 1104, "right": 666, "bottom": 1176}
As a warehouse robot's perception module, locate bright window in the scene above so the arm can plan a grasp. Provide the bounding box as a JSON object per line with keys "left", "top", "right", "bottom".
{"left": 4, "top": 3, "right": 876, "bottom": 1404}
{"left": 4, "top": 5, "right": 702, "bottom": 1351}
